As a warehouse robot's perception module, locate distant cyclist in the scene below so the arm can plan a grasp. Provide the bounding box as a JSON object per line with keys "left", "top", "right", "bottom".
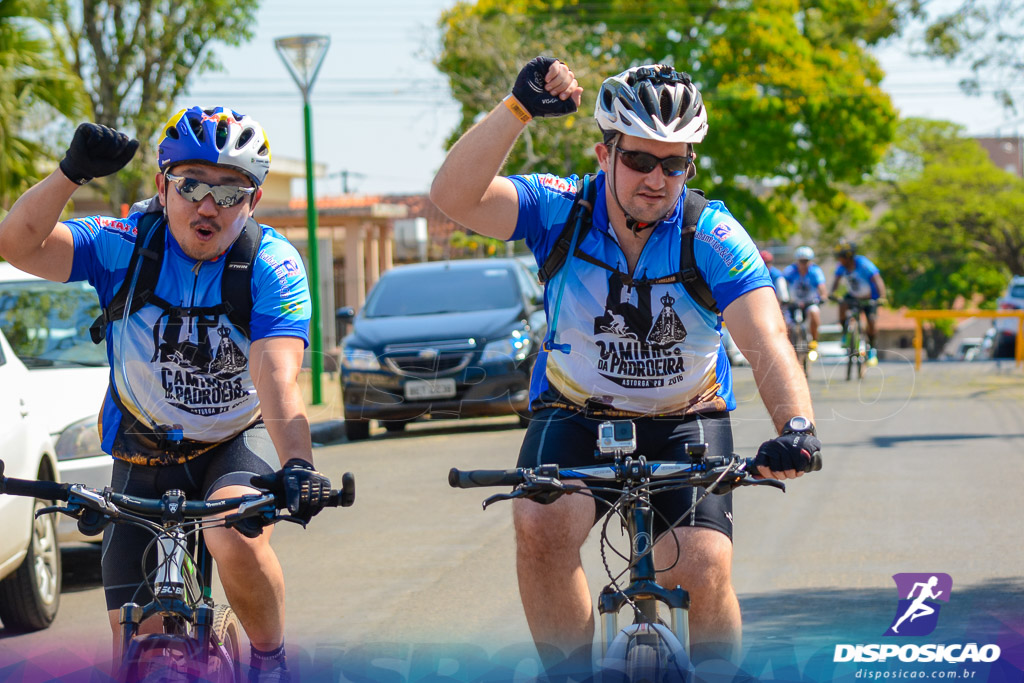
{"left": 760, "top": 249, "right": 790, "bottom": 305}
{"left": 782, "top": 246, "right": 827, "bottom": 353}
{"left": 829, "top": 239, "right": 887, "bottom": 365}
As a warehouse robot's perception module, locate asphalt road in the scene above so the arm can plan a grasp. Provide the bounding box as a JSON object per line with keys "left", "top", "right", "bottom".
{"left": 3, "top": 359, "right": 1023, "bottom": 680}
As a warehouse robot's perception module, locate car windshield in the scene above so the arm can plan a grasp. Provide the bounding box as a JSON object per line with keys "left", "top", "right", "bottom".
{"left": 1009, "top": 284, "right": 1024, "bottom": 299}
{"left": 364, "top": 266, "right": 519, "bottom": 317}
{"left": 0, "top": 279, "right": 108, "bottom": 367}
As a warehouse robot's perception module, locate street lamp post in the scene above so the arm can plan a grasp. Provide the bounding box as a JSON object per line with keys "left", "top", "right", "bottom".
{"left": 275, "top": 34, "right": 330, "bottom": 405}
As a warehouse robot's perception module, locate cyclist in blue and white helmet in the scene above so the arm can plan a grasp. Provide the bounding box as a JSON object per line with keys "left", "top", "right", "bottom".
{"left": 0, "top": 108, "right": 328, "bottom": 683}
{"left": 594, "top": 64, "right": 708, "bottom": 233}
{"left": 151, "top": 106, "right": 272, "bottom": 261}
{"left": 782, "top": 245, "right": 829, "bottom": 352}
{"left": 431, "top": 56, "right": 820, "bottom": 672}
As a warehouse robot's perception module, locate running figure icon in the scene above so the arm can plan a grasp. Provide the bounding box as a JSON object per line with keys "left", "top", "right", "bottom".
{"left": 891, "top": 576, "right": 943, "bottom": 634}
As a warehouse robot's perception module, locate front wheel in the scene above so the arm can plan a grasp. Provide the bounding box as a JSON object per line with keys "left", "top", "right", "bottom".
{"left": 208, "top": 605, "right": 241, "bottom": 683}
{"left": 0, "top": 498, "right": 61, "bottom": 631}
{"left": 625, "top": 642, "right": 661, "bottom": 683}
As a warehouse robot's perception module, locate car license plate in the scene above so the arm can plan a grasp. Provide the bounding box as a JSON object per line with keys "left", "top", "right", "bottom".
{"left": 404, "top": 378, "right": 456, "bottom": 400}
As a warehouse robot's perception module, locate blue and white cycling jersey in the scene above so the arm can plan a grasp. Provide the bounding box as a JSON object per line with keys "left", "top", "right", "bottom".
{"left": 835, "top": 255, "right": 881, "bottom": 300}
{"left": 509, "top": 172, "right": 772, "bottom": 416}
{"left": 782, "top": 263, "right": 826, "bottom": 304}
{"left": 65, "top": 208, "right": 311, "bottom": 460}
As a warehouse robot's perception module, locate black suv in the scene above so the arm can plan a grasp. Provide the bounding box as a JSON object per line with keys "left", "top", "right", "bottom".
{"left": 337, "top": 258, "right": 545, "bottom": 440}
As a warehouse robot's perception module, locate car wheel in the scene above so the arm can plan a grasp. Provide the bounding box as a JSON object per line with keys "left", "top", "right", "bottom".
{"left": 344, "top": 418, "right": 371, "bottom": 441}
{"left": 0, "top": 498, "right": 62, "bottom": 631}
{"left": 381, "top": 420, "right": 406, "bottom": 433}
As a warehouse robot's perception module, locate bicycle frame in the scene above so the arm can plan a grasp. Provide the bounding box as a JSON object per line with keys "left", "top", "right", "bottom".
{"left": 115, "top": 493, "right": 241, "bottom": 682}
{"left": 116, "top": 524, "right": 227, "bottom": 674}
{"left": 596, "top": 459, "right": 690, "bottom": 657}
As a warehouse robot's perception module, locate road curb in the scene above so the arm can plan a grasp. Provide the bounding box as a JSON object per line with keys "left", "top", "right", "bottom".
{"left": 310, "top": 419, "right": 347, "bottom": 447}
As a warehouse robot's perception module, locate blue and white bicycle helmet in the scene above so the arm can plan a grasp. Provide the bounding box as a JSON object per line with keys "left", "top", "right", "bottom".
{"left": 157, "top": 106, "right": 271, "bottom": 186}
{"left": 794, "top": 246, "right": 815, "bottom": 261}
{"left": 595, "top": 64, "right": 708, "bottom": 144}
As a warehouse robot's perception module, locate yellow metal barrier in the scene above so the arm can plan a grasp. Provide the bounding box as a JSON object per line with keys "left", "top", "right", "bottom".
{"left": 902, "top": 310, "right": 1024, "bottom": 369}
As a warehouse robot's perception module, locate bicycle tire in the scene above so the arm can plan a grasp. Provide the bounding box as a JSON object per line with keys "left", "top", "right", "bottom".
{"left": 209, "top": 605, "right": 242, "bottom": 683}
{"left": 625, "top": 641, "right": 661, "bottom": 683}
{"left": 126, "top": 641, "right": 194, "bottom": 683}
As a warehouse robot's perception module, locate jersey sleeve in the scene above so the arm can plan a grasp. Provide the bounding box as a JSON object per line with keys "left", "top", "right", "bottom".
{"left": 508, "top": 173, "right": 579, "bottom": 262}
{"left": 249, "top": 227, "right": 312, "bottom": 346}
{"left": 810, "top": 264, "right": 826, "bottom": 286}
{"left": 64, "top": 214, "right": 140, "bottom": 305}
{"left": 692, "top": 201, "right": 773, "bottom": 311}
{"left": 856, "top": 255, "right": 880, "bottom": 277}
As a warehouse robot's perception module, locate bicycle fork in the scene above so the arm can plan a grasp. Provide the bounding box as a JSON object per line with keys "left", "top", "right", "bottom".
{"left": 597, "top": 495, "right": 690, "bottom": 655}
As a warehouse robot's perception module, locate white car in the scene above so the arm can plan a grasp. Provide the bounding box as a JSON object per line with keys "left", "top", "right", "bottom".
{"left": 0, "top": 327, "right": 62, "bottom": 631}
{"left": 0, "top": 262, "right": 112, "bottom": 543}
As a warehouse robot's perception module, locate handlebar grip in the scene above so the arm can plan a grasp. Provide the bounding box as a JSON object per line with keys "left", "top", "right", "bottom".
{"left": 448, "top": 468, "right": 526, "bottom": 488}
{"left": 1, "top": 475, "right": 69, "bottom": 501}
{"left": 805, "top": 452, "right": 823, "bottom": 473}
{"left": 325, "top": 472, "right": 356, "bottom": 508}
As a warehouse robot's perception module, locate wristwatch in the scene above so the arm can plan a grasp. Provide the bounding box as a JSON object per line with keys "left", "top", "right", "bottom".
{"left": 781, "top": 416, "right": 816, "bottom": 437}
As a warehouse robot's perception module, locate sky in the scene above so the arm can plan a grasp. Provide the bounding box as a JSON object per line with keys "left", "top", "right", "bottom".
{"left": 177, "top": 0, "right": 1022, "bottom": 198}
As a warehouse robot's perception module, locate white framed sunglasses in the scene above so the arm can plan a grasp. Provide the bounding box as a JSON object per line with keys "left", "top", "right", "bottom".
{"left": 164, "top": 172, "right": 256, "bottom": 208}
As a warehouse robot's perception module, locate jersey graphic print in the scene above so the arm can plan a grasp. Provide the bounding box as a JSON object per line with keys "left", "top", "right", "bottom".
{"left": 152, "top": 311, "right": 249, "bottom": 416}
{"left": 593, "top": 274, "right": 688, "bottom": 390}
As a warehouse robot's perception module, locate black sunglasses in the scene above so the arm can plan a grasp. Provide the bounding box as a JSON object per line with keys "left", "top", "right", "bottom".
{"left": 165, "top": 172, "right": 255, "bottom": 208}
{"left": 614, "top": 147, "right": 694, "bottom": 177}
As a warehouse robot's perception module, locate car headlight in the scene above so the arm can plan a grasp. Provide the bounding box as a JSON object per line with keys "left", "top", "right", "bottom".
{"left": 342, "top": 345, "right": 381, "bottom": 371}
{"left": 481, "top": 330, "right": 532, "bottom": 363}
{"left": 54, "top": 415, "right": 103, "bottom": 461}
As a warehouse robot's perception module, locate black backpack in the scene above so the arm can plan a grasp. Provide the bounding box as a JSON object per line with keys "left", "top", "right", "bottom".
{"left": 536, "top": 173, "right": 719, "bottom": 314}
{"left": 89, "top": 201, "right": 262, "bottom": 346}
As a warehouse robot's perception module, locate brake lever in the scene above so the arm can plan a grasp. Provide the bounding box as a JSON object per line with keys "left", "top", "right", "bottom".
{"left": 35, "top": 504, "right": 70, "bottom": 518}
{"left": 482, "top": 480, "right": 584, "bottom": 509}
{"left": 749, "top": 477, "right": 787, "bottom": 492}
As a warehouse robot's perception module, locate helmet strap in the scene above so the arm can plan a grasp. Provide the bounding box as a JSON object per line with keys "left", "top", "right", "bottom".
{"left": 606, "top": 137, "right": 678, "bottom": 237}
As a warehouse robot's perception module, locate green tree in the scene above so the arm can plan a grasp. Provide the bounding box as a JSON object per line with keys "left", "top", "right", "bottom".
{"left": 436, "top": 0, "right": 899, "bottom": 240}
{"left": 866, "top": 117, "right": 1015, "bottom": 312}
{"left": 913, "top": 0, "right": 1024, "bottom": 112}
{"left": 46, "top": 0, "right": 260, "bottom": 210}
{"left": 0, "top": 0, "right": 86, "bottom": 216}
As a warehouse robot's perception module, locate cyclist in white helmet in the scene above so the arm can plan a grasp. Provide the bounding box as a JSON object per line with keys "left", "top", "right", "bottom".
{"left": 0, "top": 107, "right": 332, "bottom": 683}
{"left": 782, "top": 246, "right": 828, "bottom": 353}
{"left": 431, "top": 58, "right": 820, "bottom": 671}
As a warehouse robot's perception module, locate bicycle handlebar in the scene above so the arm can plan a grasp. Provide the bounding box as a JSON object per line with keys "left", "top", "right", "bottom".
{"left": 0, "top": 460, "right": 355, "bottom": 523}
{"left": 449, "top": 455, "right": 789, "bottom": 491}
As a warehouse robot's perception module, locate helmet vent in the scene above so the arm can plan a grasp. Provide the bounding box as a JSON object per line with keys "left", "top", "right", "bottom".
{"left": 660, "top": 89, "right": 675, "bottom": 123}
{"left": 215, "top": 119, "right": 229, "bottom": 149}
{"left": 165, "top": 126, "right": 179, "bottom": 140}
{"left": 188, "top": 115, "right": 204, "bottom": 141}
{"left": 638, "top": 82, "right": 659, "bottom": 118}
{"left": 257, "top": 142, "right": 269, "bottom": 156}
{"left": 236, "top": 128, "right": 254, "bottom": 149}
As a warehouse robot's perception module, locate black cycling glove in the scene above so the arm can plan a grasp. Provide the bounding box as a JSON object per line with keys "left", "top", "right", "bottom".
{"left": 59, "top": 123, "right": 139, "bottom": 185}
{"left": 251, "top": 458, "right": 331, "bottom": 524}
{"left": 755, "top": 433, "right": 822, "bottom": 474}
{"left": 510, "top": 56, "right": 578, "bottom": 119}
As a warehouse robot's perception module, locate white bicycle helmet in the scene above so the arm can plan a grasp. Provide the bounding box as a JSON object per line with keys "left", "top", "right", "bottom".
{"left": 595, "top": 65, "right": 708, "bottom": 144}
{"left": 794, "top": 246, "right": 815, "bottom": 261}
{"left": 158, "top": 106, "right": 271, "bottom": 186}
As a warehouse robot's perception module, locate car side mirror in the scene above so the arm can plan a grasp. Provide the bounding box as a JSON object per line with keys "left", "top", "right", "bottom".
{"left": 336, "top": 306, "right": 355, "bottom": 321}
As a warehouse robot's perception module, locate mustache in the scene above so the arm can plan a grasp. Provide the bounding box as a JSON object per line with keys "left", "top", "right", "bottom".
{"left": 190, "top": 219, "right": 220, "bottom": 232}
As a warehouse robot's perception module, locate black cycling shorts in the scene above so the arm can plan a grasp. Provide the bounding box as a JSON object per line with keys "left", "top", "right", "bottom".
{"left": 517, "top": 408, "right": 734, "bottom": 540}
{"left": 101, "top": 422, "right": 277, "bottom": 611}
